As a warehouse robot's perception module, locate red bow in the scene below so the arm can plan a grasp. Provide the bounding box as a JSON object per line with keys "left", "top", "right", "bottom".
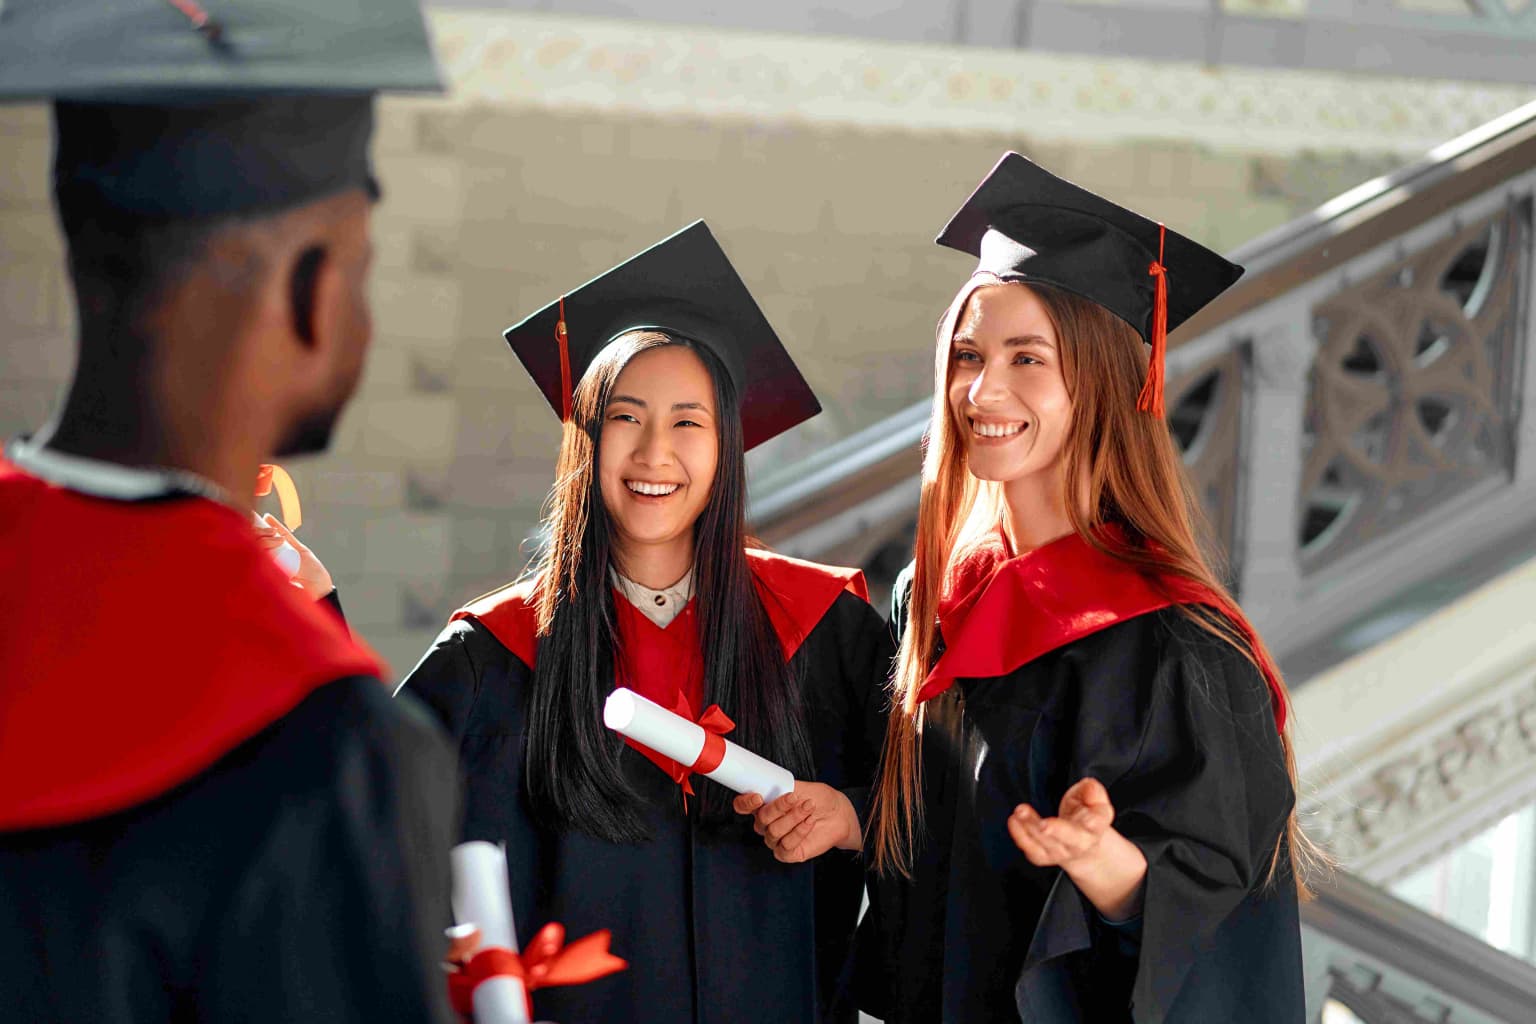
{"left": 665, "top": 696, "right": 735, "bottom": 806}
{"left": 448, "top": 922, "right": 628, "bottom": 1020}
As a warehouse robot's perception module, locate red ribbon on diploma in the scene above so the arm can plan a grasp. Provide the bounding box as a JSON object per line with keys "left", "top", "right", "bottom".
{"left": 663, "top": 696, "right": 735, "bottom": 808}
{"left": 254, "top": 464, "right": 302, "bottom": 530}
{"left": 448, "top": 922, "right": 627, "bottom": 1020}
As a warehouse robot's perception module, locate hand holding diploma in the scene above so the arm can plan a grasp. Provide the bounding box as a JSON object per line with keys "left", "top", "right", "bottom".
{"left": 734, "top": 783, "right": 862, "bottom": 863}
{"left": 602, "top": 688, "right": 794, "bottom": 803}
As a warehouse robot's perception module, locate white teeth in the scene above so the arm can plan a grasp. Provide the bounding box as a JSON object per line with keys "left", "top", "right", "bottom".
{"left": 626, "top": 481, "right": 681, "bottom": 496}
{"left": 971, "top": 419, "right": 1025, "bottom": 438}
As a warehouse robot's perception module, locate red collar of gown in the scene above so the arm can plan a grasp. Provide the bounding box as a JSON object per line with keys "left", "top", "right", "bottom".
{"left": 0, "top": 459, "right": 385, "bottom": 831}
{"left": 918, "top": 527, "right": 1285, "bottom": 733}
{"left": 455, "top": 547, "right": 868, "bottom": 673}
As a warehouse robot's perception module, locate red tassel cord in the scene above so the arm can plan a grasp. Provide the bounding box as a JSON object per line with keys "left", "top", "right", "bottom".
{"left": 556, "top": 296, "right": 573, "bottom": 422}
{"left": 1137, "top": 223, "right": 1169, "bottom": 418}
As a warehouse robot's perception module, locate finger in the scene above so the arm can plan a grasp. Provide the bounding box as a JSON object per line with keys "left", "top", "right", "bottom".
{"left": 1071, "top": 802, "right": 1113, "bottom": 832}
{"left": 773, "top": 817, "right": 817, "bottom": 862}
{"left": 254, "top": 531, "right": 283, "bottom": 550}
{"left": 754, "top": 793, "right": 802, "bottom": 829}
{"left": 1063, "top": 776, "right": 1112, "bottom": 812}
{"left": 263, "top": 513, "right": 309, "bottom": 551}
{"left": 444, "top": 924, "right": 481, "bottom": 964}
{"left": 733, "top": 793, "right": 764, "bottom": 815}
{"left": 764, "top": 801, "right": 815, "bottom": 844}
{"left": 1007, "top": 814, "right": 1056, "bottom": 865}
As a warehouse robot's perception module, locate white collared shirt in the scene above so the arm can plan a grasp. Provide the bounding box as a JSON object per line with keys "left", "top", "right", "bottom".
{"left": 611, "top": 566, "right": 696, "bottom": 629}
{"left": 5, "top": 436, "right": 233, "bottom": 505}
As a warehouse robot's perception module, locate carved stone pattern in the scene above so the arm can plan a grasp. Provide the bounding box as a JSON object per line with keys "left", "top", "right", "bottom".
{"left": 424, "top": 10, "right": 1533, "bottom": 153}
{"left": 1303, "top": 677, "right": 1536, "bottom": 872}
{"left": 1296, "top": 203, "right": 1528, "bottom": 575}
{"left": 1166, "top": 347, "right": 1247, "bottom": 584}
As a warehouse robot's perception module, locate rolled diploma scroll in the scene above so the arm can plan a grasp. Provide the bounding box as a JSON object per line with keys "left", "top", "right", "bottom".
{"left": 450, "top": 841, "right": 530, "bottom": 1024}
{"left": 602, "top": 687, "right": 795, "bottom": 803}
{"left": 251, "top": 512, "right": 302, "bottom": 578}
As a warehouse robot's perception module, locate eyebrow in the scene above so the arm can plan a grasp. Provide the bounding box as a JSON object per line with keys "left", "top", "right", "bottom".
{"left": 608, "top": 394, "right": 714, "bottom": 414}
{"left": 953, "top": 333, "right": 1055, "bottom": 350}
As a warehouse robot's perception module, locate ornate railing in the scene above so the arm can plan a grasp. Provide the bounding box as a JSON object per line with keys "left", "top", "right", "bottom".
{"left": 1302, "top": 871, "right": 1536, "bottom": 1024}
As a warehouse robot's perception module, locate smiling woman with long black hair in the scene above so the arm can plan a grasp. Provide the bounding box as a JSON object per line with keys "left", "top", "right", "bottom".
{"left": 398, "top": 222, "right": 892, "bottom": 1024}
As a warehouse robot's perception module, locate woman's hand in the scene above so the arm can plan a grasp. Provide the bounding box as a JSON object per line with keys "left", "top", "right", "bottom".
{"left": 733, "top": 781, "right": 861, "bottom": 863}
{"left": 1008, "top": 777, "right": 1148, "bottom": 921}
{"left": 255, "top": 513, "right": 335, "bottom": 600}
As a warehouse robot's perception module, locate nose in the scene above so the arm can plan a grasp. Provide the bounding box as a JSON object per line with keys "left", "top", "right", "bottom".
{"left": 633, "top": 420, "right": 674, "bottom": 468}
{"left": 967, "top": 358, "right": 1008, "bottom": 407}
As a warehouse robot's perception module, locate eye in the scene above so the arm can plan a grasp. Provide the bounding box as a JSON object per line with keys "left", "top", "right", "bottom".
{"left": 953, "top": 348, "right": 981, "bottom": 364}
{"left": 675, "top": 418, "right": 704, "bottom": 429}
{"left": 608, "top": 411, "right": 640, "bottom": 424}
{"left": 1013, "top": 353, "right": 1042, "bottom": 366}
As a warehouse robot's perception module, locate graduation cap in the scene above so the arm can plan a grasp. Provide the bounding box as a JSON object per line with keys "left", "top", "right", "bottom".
{"left": 936, "top": 152, "right": 1244, "bottom": 418}
{"left": 503, "top": 221, "right": 822, "bottom": 452}
{"left": 0, "top": 0, "right": 442, "bottom": 219}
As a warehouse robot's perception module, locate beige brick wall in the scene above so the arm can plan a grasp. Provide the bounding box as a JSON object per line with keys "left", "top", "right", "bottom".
{"left": 0, "top": 93, "right": 1406, "bottom": 675}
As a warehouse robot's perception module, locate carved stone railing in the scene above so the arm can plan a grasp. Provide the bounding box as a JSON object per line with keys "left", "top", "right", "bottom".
{"left": 1302, "top": 871, "right": 1536, "bottom": 1024}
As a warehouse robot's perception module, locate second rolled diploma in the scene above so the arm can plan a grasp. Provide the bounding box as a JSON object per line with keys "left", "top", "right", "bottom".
{"left": 602, "top": 687, "right": 795, "bottom": 803}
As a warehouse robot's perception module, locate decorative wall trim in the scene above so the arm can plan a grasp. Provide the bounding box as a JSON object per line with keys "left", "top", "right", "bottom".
{"left": 423, "top": 10, "right": 1534, "bottom": 155}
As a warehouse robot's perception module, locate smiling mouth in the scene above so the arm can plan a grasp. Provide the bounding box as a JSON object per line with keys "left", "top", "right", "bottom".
{"left": 626, "top": 480, "right": 681, "bottom": 496}
{"left": 968, "top": 418, "right": 1027, "bottom": 439}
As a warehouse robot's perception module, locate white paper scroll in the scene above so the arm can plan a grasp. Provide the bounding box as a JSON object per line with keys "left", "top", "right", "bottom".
{"left": 602, "top": 687, "right": 795, "bottom": 803}
{"left": 450, "top": 841, "right": 530, "bottom": 1024}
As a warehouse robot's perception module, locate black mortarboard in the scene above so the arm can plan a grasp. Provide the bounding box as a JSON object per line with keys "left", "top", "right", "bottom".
{"left": 503, "top": 221, "right": 822, "bottom": 451}
{"left": 0, "top": 0, "right": 442, "bottom": 219}
{"left": 936, "top": 151, "right": 1244, "bottom": 416}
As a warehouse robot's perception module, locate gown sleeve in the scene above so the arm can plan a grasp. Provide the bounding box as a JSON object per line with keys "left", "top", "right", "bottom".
{"left": 1018, "top": 613, "right": 1298, "bottom": 1024}
{"left": 198, "top": 679, "right": 461, "bottom": 1024}
{"left": 395, "top": 619, "right": 492, "bottom": 744}
{"left": 799, "top": 590, "right": 895, "bottom": 824}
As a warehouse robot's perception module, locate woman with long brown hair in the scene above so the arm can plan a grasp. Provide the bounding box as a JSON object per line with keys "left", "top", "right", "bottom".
{"left": 856, "top": 154, "right": 1309, "bottom": 1022}
{"left": 399, "top": 223, "right": 892, "bottom": 1024}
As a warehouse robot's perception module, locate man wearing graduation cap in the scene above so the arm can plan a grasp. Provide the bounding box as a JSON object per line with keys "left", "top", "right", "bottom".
{"left": 0, "top": 2, "right": 458, "bottom": 1020}
{"left": 857, "top": 153, "right": 1308, "bottom": 1022}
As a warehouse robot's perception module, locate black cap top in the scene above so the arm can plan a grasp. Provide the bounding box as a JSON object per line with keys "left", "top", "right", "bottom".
{"left": 0, "top": 0, "right": 442, "bottom": 219}
{"left": 936, "top": 152, "right": 1243, "bottom": 346}
{"left": 503, "top": 221, "right": 822, "bottom": 452}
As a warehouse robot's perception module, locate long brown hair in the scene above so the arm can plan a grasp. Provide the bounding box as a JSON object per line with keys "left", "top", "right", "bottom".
{"left": 869, "top": 275, "right": 1319, "bottom": 895}
{"left": 525, "top": 330, "right": 811, "bottom": 841}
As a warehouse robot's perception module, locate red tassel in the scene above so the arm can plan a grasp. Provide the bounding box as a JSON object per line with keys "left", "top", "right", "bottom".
{"left": 1137, "top": 223, "right": 1168, "bottom": 418}
{"left": 556, "top": 295, "right": 572, "bottom": 422}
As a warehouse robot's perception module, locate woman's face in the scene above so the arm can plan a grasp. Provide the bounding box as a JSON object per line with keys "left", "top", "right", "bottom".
{"left": 946, "top": 283, "right": 1074, "bottom": 486}
{"left": 598, "top": 344, "right": 721, "bottom": 559}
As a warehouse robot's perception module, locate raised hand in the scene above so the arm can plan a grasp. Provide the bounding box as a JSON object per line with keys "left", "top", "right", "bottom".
{"left": 255, "top": 513, "right": 335, "bottom": 600}
{"left": 1008, "top": 776, "right": 1148, "bottom": 922}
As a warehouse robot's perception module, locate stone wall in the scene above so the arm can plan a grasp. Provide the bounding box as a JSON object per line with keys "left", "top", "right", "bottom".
{"left": 0, "top": 11, "right": 1506, "bottom": 673}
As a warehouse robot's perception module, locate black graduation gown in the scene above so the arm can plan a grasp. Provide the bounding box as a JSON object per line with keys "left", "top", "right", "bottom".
{"left": 398, "top": 569, "right": 893, "bottom": 1024}
{"left": 0, "top": 681, "right": 460, "bottom": 1023}
{"left": 0, "top": 454, "right": 460, "bottom": 1024}
{"left": 856, "top": 561, "right": 1304, "bottom": 1024}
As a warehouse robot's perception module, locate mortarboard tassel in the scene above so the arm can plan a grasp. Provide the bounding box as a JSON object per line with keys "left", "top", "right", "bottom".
{"left": 556, "top": 295, "right": 573, "bottom": 422}
{"left": 161, "top": 0, "right": 225, "bottom": 42}
{"left": 1138, "top": 223, "right": 1169, "bottom": 419}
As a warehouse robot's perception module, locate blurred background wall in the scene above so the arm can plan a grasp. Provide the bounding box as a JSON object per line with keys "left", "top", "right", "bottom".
{"left": 4, "top": 5, "right": 1527, "bottom": 672}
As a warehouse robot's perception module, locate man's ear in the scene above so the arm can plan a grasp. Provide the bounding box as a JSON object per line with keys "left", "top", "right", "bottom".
{"left": 287, "top": 244, "right": 329, "bottom": 347}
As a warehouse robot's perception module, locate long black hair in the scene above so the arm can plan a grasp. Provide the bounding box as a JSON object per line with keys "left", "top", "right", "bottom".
{"left": 523, "top": 329, "right": 813, "bottom": 842}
